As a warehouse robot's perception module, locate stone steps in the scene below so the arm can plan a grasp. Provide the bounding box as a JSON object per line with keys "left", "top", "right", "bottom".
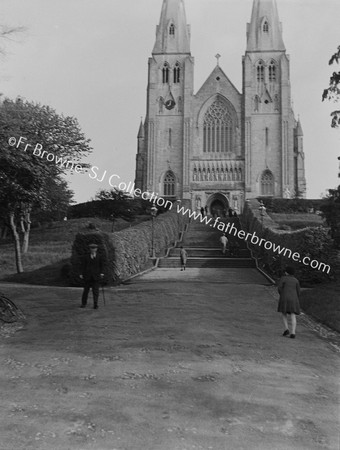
{"left": 169, "top": 248, "right": 250, "bottom": 258}
{"left": 157, "top": 217, "right": 256, "bottom": 269}
{"left": 158, "top": 257, "right": 256, "bottom": 268}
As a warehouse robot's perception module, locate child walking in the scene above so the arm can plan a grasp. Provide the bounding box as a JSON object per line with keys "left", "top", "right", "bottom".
{"left": 277, "top": 266, "right": 301, "bottom": 339}
{"left": 179, "top": 246, "right": 188, "bottom": 271}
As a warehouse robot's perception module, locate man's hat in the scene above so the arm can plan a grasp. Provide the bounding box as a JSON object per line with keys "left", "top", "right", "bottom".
{"left": 88, "top": 243, "right": 98, "bottom": 248}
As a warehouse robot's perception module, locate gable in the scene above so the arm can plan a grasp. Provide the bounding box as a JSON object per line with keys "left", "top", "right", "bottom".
{"left": 195, "top": 66, "right": 242, "bottom": 110}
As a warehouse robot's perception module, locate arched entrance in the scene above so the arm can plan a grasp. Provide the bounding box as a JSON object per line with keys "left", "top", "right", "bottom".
{"left": 207, "top": 193, "right": 229, "bottom": 218}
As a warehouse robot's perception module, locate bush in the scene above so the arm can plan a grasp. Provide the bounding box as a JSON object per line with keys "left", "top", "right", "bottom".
{"left": 68, "top": 198, "right": 159, "bottom": 222}
{"left": 242, "top": 199, "right": 337, "bottom": 285}
{"left": 70, "top": 209, "right": 189, "bottom": 284}
{"left": 278, "top": 220, "right": 323, "bottom": 230}
{"left": 257, "top": 197, "right": 324, "bottom": 214}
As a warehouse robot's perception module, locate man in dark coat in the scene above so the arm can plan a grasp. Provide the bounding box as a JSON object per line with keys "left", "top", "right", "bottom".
{"left": 80, "top": 243, "right": 105, "bottom": 309}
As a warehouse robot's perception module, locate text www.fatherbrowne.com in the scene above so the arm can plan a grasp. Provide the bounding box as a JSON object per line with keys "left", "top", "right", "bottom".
{"left": 176, "top": 204, "right": 331, "bottom": 275}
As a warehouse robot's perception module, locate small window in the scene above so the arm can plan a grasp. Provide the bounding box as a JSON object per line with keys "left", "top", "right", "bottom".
{"left": 162, "top": 63, "right": 169, "bottom": 84}
{"left": 169, "top": 24, "right": 175, "bottom": 35}
{"left": 261, "top": 170, "right": 274, "bottom": 196}
{"left": 164, "top": 171, "right": 175, "bottom": 197}
{"left": 173, "top": 62, "right": 180, "bottom": 84}
{"left": 263, "top": 21, "right": 269, "bottom": 33}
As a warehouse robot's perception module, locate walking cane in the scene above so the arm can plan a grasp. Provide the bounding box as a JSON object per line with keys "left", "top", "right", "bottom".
{"left": 101, "top": 283, "right": 106, "bottom": 306}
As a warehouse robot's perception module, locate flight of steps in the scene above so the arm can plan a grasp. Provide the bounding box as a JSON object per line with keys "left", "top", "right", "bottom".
{"left": 158, "top": 217, "right": 256, "bottom": 269}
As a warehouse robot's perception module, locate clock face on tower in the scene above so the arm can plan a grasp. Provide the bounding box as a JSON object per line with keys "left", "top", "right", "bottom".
{"left": 165, "top": 99, "right": 176, "bottom": 110}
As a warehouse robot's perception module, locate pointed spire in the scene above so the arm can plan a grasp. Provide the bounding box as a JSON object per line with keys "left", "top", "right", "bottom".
{"left": 246, "top": 0, "right": 285, "bottom": 52}
{"left": 152, "top": 0, "right": 191, "bottom": 55}
{"left": 296, "top": 117, "right": 303, "bottom": 137}
{"left": 137, "top": 119, "right": 145, "bottom": 139}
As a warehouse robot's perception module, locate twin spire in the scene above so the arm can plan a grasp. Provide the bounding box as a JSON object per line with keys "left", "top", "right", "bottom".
{"left": 153, "top": 0, "right": 285, "bottom": 55}
{"left": 246, "top": 0, "right": 285, "bottom": 52}
{"left": 152, "top": 0, "right": 191, "bottom": 55}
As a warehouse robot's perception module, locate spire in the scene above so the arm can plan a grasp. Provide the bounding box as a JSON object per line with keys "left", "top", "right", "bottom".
{"left": 152, "top": 0, "right": 191, "bottom": 55}
{"left": 137, "top": 119, "right": 144, "bottom": 139}
{"left": 296, "top": 117, "right": 303, "bottom": 137}
{"left": 246, "top": 0, "right": 285, "bottom": 52}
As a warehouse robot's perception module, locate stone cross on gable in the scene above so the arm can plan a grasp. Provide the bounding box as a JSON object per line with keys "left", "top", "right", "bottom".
{"left": 215, "top": 53, "right": 221, "bottom": 66}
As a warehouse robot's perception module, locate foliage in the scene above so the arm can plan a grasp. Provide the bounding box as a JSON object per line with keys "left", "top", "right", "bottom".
{"left": 242, "top": 199, "right": 337, "bottom": 286}
{"left": 31, "top": 179, "right": 74, "bottom": 225}
{"left": 320, "top": 185, "right": 340, "bottom": 247}
{"left": 276, "top": 220, "right": 323, "bottom": 230}
{"left": 71, "top": 211, "right": 189, "bottom": 285}
{"left": 257, "top": 197, "right": 324, "bottom": 214}
{"left": 95, "top": 188, "right": 127, "bottom": 201}
{"left": 322, "top": 45, "right": 340, "bottom": 128}
{"left": 69, "top": 199, "right": 139, "bottom": 222}
{"left": 0, "top": 24, "right": 26, "bottom": 55}
{"left": 0, "top": 97, "right": 92, "bottom": 271}
{"left": 69, "top": 190, "right": 169, "bottom": 223}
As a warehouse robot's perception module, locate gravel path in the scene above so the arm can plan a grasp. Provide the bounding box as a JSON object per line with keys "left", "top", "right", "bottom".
{"left": 0, "top": 269, "right": 339, "bottom": 450}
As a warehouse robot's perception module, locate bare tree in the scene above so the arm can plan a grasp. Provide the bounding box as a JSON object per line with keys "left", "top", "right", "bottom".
{"left": 0, "top": 24, "right": 27, "bottom": 55}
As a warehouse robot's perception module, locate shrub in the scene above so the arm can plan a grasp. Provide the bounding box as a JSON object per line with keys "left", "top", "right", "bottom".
{"left": 257, "top": 197, "right": 325, "bottom": 214}
{"left": 242, "top": 199, "right": 337, "bottom": 285}
{"left": 70, "top": 210, "right": 189, "bottom": 284}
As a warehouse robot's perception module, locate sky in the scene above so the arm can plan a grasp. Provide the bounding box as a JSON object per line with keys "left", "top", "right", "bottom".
{"left": 1, "top": 0, "right": 339, "bottom": 203}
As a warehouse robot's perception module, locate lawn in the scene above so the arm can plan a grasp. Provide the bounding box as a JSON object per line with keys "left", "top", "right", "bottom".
{"left": 0, "top": 216, "right": 150, "bottom": 284}
{"left": 300, "top": 278, "right": 340, "bottom": 333}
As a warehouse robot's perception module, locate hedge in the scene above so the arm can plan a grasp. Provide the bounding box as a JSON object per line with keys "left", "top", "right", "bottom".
{"left": 241, "top": 199, "right": 337, "bottom": 285}
{"left": 70, "top": 207, "right": 189, "bottom": 285}
{"left": 257, "top": 197, "right": 324, "bottom": 213}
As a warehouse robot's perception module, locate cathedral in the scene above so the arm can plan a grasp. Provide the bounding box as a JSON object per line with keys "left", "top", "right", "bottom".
{"left": 134, "top": 0, "right": 306, "bottom": 215}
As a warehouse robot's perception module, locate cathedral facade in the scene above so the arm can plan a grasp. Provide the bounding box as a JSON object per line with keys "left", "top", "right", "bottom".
{"left": 134, "top": 0, "right": 306, "bottom": 215}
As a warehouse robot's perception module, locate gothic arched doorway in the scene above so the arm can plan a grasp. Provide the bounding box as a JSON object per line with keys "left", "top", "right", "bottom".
{"left": 207, "top": 193, "right": 229, "bottom": 218}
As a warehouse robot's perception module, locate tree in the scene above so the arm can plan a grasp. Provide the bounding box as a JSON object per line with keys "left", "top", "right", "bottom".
{"left": 321, "top": 46, "right": 340, "bottom": 245}
{"left": 0, "top": 98, "right": 92, "bottom": 272}
{"left": 320, "top": 186, "right": 340, "bottom": 248}
{"left": 0, "top": 24, "right": 26, "bottom": 55}
{"left": 31, "top": 179, "right": 74, "bottom": 225}
{"left": 322, "top": 45, "right": 340, "bottom": 128}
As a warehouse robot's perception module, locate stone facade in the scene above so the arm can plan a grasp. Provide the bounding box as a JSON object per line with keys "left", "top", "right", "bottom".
{"left": 134, "top": 0, "right": 306, "bottom": 214}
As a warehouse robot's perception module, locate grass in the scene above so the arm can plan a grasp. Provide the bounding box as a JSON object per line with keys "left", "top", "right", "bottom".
{"left": 268, "top": 213, "right": 339, "bottom": 332}
{"left": 0, "top": 216, "right": 151, "bottom": 285}
{"left": 300, "top": 278, "right": 340, "bottom": 333}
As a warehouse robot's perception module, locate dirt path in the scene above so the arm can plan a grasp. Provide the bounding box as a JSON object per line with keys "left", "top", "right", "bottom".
{"left": 0, "top": 268, "right": 339, "bottom": 450}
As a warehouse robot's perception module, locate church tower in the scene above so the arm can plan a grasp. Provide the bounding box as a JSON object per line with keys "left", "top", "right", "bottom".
{"left": 243, "top": 0, "right": 304, "bottom": 198}
{"left": 134, "top": 0, "right": 306, "bottom": 210}
{"left": 135, "top": 0, "right": 194, "bottom": 200}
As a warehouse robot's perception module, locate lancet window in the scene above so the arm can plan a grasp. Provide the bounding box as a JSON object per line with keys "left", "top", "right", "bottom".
{"left": 163, "top": 171, "right": 175, "bottom": 197}
{"left": 162, "top": 63, "right": 169, "bottom": 84}
{"left": 257, "top": 61, "right": 265, "bottom": 82}
{"left": 269, "top": 61, "right": 276, "bottom": 82}
{"left": 261, "top": 170, "right": 274, "bottom": 196}
{"left": 173, "top": 62, "right": 180, "bottom": 84}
